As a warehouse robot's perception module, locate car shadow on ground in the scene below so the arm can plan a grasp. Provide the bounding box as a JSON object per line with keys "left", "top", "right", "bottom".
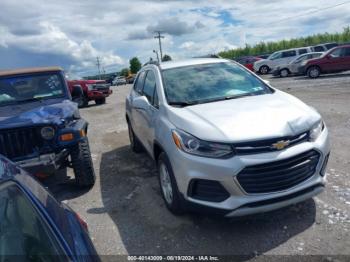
{"left": 295, "top": 72, "right": 350, "bottom": 80}
{"left": 95, "top": 141, "right": 317, "bottom": 259}
{"left": 43, "top": 168, "right": 90, "bottom": 201}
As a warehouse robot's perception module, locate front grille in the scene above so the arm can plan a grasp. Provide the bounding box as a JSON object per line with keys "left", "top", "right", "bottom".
{"left": 188, "top": 179, "right": 230, "bottom": 202}
{"left": 0, "top": 127, "right": 45, "bottom": 160}
{"left": 233, "top": 132, "right": 309, "bottom": 155}
{"left": 236, "top": 150, "right": 320, "bottom": 194}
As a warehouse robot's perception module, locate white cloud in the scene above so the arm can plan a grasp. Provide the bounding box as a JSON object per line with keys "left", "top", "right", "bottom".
{"left": 0, "top": 0, "right": 349, "bottom": 74}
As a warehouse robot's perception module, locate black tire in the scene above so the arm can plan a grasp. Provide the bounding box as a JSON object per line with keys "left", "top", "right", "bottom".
{"left": 280, "top": 68, "right": 289, "bottom": 78}
{"left": 71, "top": 138, "right": 95, "bottom": 187}
{"left": 259, "top": 65, "right": 270, "bottom": 75}
{"left": 95, "top": 98, "right": 106, "bottom": 105}
{"left": 307, "top": 66, "right": 321, "bottom": 78}
{"left": 158, "top": 152, "right": 184, "bottom": 215}
{"left": 127, "top": 121, "right": 143, "bottom": 153}
{"left": 81, "top": 95, "right": 89, "bottom": 108}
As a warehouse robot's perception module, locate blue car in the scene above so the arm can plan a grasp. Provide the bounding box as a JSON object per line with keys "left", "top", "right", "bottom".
{"left": 0, "top": 155, "right": 99, "bottom": 261}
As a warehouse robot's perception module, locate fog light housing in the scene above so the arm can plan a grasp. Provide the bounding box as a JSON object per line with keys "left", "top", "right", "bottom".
{"left": 188, "top": 179, "right": 230, "bottom": 202}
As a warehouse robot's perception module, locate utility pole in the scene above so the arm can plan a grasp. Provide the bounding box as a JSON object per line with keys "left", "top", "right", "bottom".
{"left": 96, "top": 57, "right": 101, "bottom": 79}
{"left": 154, "top": 31, "right": 164, "bottom": 62}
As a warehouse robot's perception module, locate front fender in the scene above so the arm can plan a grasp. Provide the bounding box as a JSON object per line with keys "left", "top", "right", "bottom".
{"left": 57, "top": 119, "right": 89, "bottom": 147}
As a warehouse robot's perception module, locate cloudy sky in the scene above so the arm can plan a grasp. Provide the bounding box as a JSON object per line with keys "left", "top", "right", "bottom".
{"left": 1, "top": 0, "right": 350, "bottom": 76}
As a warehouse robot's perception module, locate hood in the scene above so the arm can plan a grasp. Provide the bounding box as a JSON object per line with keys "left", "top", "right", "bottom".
{"left": 0, "top": 99, "right": 79, "bottom": 129}
{"left": 254, "top": 59, "right": 269, "bottom": 66}
{"left": 167, "top": 90, "right": 321, "bottom": 142}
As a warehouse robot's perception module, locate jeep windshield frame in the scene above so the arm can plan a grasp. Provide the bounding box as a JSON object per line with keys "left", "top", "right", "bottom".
{"left": 0, "top": 71, "right": 69, "bottom": 107}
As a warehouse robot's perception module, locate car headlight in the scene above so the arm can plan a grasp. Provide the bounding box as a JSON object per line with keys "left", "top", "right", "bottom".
{"left": 171, "top": 129, "right": 234, "bottom": 158}
{"left": 310, "top": 121, "right": 324, "bottom": 141}
{"left": 86, "top": 84, "right": 95, "bottom": 91}
{"left": 41, "top": 126, "right": 55, "bottom": 140}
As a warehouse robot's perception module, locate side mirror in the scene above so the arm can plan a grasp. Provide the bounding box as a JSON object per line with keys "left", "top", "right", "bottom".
{"left": 326, "top": 55, "right": 332, "bottom": 59}
{"left": 71, "top": 85, "right": 83, "bottom": 99}
{"left": 133, "top": 95, "right": 149, "bottom": 110}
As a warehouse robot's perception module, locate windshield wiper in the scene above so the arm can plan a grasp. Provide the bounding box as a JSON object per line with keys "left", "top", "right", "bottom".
{"left": 16, "top": 97, "right": 44, "bottom": 103}
{"left": 168, "top": 101, "right": 199, "bottom": 107}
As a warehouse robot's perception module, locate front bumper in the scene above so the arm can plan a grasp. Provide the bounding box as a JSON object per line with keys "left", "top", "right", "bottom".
{"left": 168, "top": 127, "right": 330, "bottom": 217}
{"left": 15, "top": 150, "right": 69, "bottom": 174}
{"left": 87, "top": 89, "right": 112, "bottom": 100}
{"left": 298, "top": 65, "right": 307, "bottom": 75}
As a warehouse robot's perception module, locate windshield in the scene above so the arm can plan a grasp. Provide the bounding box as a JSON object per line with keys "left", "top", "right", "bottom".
{"left": 162, "top": 62, "right": 272, "bottom": 105}
{"left": 0, "top": 72, "right": 66, "bottom": 106}
{"left": 268, "top": 52, "right": 281, "bottom": 60}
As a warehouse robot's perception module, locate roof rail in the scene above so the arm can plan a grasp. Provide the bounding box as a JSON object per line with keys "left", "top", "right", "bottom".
{"left": 143, "top": 60, "right": 160, "bottom": 67}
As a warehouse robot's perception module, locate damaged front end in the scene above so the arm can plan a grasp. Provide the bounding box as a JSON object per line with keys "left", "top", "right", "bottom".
{"left": 0, "top": 100, "right": 88, "bottom": 174}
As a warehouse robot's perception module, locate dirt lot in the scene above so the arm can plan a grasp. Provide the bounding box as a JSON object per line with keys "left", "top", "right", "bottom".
{"left": 46, "top": 73, "right": 350, "bottom": 260}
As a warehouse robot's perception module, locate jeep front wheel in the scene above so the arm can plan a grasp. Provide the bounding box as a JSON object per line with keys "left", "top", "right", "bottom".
{"left": 95, "top": 98, "right": 106, "bottom": 105}
{"left": 71, "top": 138, "right": 95, "bottom": 187}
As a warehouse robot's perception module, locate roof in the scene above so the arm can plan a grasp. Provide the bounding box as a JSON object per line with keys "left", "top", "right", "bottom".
{"left": 159, "top": 58, "right": 229, "bottom": 70}
{"left": 0, "top": 66, "right": 63, "bottom": 77}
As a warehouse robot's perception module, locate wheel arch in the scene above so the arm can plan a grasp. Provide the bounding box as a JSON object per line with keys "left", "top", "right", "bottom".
{"left": 153, "top": 140, "right": 165, "bottom": 163}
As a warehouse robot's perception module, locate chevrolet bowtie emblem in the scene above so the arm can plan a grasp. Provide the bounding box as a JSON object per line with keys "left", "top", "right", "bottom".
{"left": 272, "top": 140, "right": 290, "bottom": 150}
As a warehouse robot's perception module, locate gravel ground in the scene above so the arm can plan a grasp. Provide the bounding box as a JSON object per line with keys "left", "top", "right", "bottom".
{"left": 46, "top": 72, "right": 350, "bottom": 260}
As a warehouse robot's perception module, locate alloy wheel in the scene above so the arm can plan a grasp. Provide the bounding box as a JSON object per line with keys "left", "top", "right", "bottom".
{"left": 159, "top": 163, "right": 173, "bottom": 204}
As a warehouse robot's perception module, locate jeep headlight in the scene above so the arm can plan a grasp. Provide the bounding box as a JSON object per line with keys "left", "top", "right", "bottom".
{"left": 171, "top": 129, "right": 234, "bottom": 158}
{"left": 86, "top": 84, "right": 95, "bottom": 91}
{"left": 41, "top": 126, "right": 55, "bottom": 140}
{"left": 310, "top": 121, "right": 324, "bottom": 141}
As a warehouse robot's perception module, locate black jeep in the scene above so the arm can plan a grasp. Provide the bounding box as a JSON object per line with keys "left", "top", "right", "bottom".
{"left": 0, "top": 67, "right": 95, "bottom": 187}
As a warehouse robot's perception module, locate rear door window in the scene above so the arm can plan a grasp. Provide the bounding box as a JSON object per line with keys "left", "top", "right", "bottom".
{"left": 325, "top": 43, "right": 338, "bottom": 50}
{"left": 314, "top": 46, "right": 325, "bottom": 52}
{"left": 298, "top": 49, "right": 308, "bottom": 55}
{"left": 342, "top": 47, "right": 350, "bottom": 57}
{"left": 281, "top": 50, "right": 297, "bottom": 58}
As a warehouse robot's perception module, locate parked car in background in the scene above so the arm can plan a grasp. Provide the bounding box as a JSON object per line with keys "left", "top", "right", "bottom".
{"left": 0, "top": 67, "right": 95, "bottom": 187}
{"left": 126, "top": 58, "right": 330, "bottom": 216}
{"left": 256, "top": 54, "right": 271, "bottom": 59}
{"left": 312, "top": 42, "right": 338, "bottom": 52}
{"left": 272, "top": 52, "right": 324, "bottom": 77}
{"left": 253, "top": 47, "right": 313, "bottom": 74}
{"left": 67, "top": 77, "right": 112, "bottom": 107}
{"left": 126, "top": 74, "right": 136, "bottom": 84}
{"left": 112, "top": 76, "right": 127, "bottom": 86}
{"left": 299, "top": 45, "right": 350, "bottom": 78}
{"left": 235, "top": 56, "right": 262, "bottom": 71}
{"left": 0, "top": 155, "right": 99, "bottom": 261}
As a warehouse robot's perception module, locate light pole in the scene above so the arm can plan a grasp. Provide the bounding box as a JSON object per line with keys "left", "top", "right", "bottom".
{"left": 153, "top": 50, "right": 160, "bottom": 63}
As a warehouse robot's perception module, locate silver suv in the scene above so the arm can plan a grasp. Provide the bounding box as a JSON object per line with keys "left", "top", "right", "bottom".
{"left": 125, "top": 58, "right": 330, "bottom": 217}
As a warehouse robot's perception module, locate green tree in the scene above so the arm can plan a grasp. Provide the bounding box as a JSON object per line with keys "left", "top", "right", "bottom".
{"left": 162, "top": 54, "right": 172, "bottom": 61}
{"left": 120, "top": 68, "right": 129, "bottom": 77}
{"left": 129, "top": 57, "right": 141, "bottom": 74}
{"left": 219, "top": 26, "right": 350, "bottom": 59}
